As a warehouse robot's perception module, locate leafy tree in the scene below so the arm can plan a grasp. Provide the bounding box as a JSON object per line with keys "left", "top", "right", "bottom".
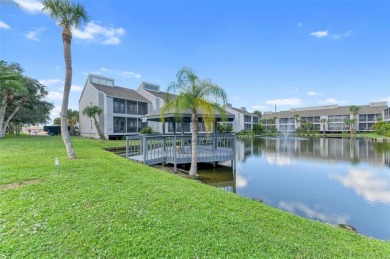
{"left": 217, "top": 123, "right": 233, "bottom": 133}
{"left": 0, "top": 61, "right": 53, "bottom": 138}
{"left": 161, "top": 67, "right": 227, "bottom": 177}
{"left": 53, "top": 117, "right": 61, "bottom": 125}
{"left": 253, "top": 110, "right": 262, "bottom": 118}
{"left": 0, "top": 61, "right": 25, "bottom": 138}
{"left": 82, "top": 105, "right": 105, "bottom": 140}
{"left": 42, "top": 0, "right": 89, "bottom": 158}
{"left": 253, "top": 123, "right": 264, "bottom": 135}
{"left": 8, "top": 77, "right": 53, "bottom": 126}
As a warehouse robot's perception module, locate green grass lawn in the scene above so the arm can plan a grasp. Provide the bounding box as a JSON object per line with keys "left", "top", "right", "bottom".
{"left": 1, "top": 136, "right": 389, "bottom": 257}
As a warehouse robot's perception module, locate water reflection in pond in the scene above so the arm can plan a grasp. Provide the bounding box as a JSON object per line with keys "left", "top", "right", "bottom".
{"left": 198, "top": 137, "right": 390, "bottom": 241}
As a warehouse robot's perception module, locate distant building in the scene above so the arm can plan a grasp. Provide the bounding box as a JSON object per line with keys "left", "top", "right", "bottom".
{"left": 79, "top": 74, "right": 151, "bottom": 140}
{"left": 261, "top": 102, "right": 389, "bottom": 133}
{"left": 224, "top": 104, "right": 260, "bottom": 132}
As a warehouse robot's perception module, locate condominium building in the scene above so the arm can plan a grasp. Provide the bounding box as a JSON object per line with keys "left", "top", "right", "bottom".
{"left": 223, "top": 104, "right": 260, "bottom": 132}
{"left": 79, "top": 74, "right": 238, "bottom": 139}
{"left": 261, "top": 102, "right": 388, "bottom": 133}
{"left": 79, "top": 74, "right": 151, "bottom": 140}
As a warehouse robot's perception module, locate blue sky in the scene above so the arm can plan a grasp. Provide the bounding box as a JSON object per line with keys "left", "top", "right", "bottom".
{"left": 1, "top": 0, "right": 389, "bottom": 121}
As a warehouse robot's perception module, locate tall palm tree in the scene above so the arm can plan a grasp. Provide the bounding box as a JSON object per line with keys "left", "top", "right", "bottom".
{"left": 348, "top": 105, "right": 360, "bottom": 135}
{"left": 320, "top": 118, "right": 327, "bottom": 138}
{"left": 42, "top": 0, "right": 88, "bottom": 158}
{"left": 82, "top": 105, "right": 105, "bottom": 140}
{"left": 161, "top": 67, "right": 227, "bottom": 177}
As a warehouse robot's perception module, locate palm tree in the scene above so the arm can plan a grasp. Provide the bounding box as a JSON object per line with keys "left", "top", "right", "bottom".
{"left": 82, "top": 105, "right": 105, "bottom": 140}
{"left": 348, "top": 105, "right": 360, "bottom": 135}
{"left": 42, "top": 0, "right": 88, "bottom": 158}
{"left": 67, "top": 109, "right": 79, "bottom": 135}
{"left": 320, "top": 118, "right": 327, "bottom": 138}
{"left": 345, "top": 118, "right": 357, "bottom": 137}
{"left": 161, "top": 67, "right": 227, "bottom": 177}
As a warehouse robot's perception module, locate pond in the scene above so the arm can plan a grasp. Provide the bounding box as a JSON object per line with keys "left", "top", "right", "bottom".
{"left": 198, "top": 137, "right": 390, "bottom": 241}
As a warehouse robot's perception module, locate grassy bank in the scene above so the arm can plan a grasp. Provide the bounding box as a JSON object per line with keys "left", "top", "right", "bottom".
{"left": 1, "top": 136, "right": 389, "bottom": 257}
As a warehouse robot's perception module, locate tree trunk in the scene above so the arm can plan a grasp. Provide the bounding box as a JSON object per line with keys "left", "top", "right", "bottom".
{"left": 94, "top": 117, "right": 106, "bottom": 140}
{"left": 61, "top": 28, "right": 76, "bottom": 159}
{"left": 188, "top": 111, "right": 198, "bottom": 177}
{"left": 0, "top": 103, "right": 21, "bottom": 138}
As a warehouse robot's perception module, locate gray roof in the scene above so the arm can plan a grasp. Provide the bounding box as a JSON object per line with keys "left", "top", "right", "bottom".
{"left": 92, "top": 83, "right": 150, "bottom": 102}
{"left": 262, "top": 104, "right": 388, "bottom": 119}
{"left": 144, "top": 109, "right": 235, "bottom": 122}
{"left": 228, "top": 107, "right": 258, "bottom": 116}
{"left": 145, "top": 89, "right": 177, "bottom": 101}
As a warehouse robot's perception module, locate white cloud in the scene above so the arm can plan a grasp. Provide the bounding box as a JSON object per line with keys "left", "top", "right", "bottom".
{"left": 0, "top": 21, "right": 10, "bottom": 29}
{"left": 71, "top": 84, "right": 83, "bottom": 92}
{"left": 14, "top": 0, "right": 43, "bottom": 14}
{"left": 39, "top": 79, "right": 61, "bottom": 87}
{"left": 252, "top": 105, "right": 268, "bottom": 110}
{"left": 265, "top": 154, "right": 294, "bottom": 166}
{"left": 233, "top": 96, "right": 240, "bottom": 101}
{"left": 47, "top": 91, "right": 63, "bottom": 100}
{"left": 121, "top": 71, "right": 141, "bottom": 79}
{"left": 330, "top": 168, "right": 390, "bottom": 203}
{"left": 101, "top": 67, "right": 110, "bottom": 72}
{"left": 380, "top": 97, "right": 390, "bottom": 103}
{"left": 24, "top": 27, "right": 45, "bottom": 41}
{"left": 236, "top": 175, "right": 248, "bottom": 188}
{"left": 266, "top": 98, "right": 301, "bottom": 106}
{"left": 297, "top": 22, "right": 303, "bottom": 28}
{"left": 310, "top": 30, "right": 352, "bottom": 40}
{"left": 333, "top": 30, "right": 352, "bottom": 40}
{"left": 279, "top": 201, "right": 350, "bottom": 224}
{"left": 319, "top": 98, "right": 348, "bottom": 105}
{"left": 72, "top": 21, "right": 125, "bottom": 45}
{"left": 310, "top": 30, "right": 328, "bottom": 38}
{"left": 307, "top": 91, "right": 323, "bottom": 96}
{"left": 50, "top": 105, "right": 62, "bottom": 121}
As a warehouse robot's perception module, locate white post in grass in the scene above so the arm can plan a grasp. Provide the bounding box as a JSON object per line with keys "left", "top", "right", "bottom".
{"left": 55, "top": 156, "right": 60, "bottom": 174}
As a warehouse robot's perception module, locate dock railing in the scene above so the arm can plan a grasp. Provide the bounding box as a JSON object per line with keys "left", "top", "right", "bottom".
{"left": 126, "top": 134, "right": 236, "bottom": 171}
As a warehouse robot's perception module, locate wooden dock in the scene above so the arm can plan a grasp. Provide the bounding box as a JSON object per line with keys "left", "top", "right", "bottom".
{"left": 125, "top": 134, "right": 236, "bottom": 172}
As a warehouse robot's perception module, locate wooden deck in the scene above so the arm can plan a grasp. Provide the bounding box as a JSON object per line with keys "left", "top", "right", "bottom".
{"left": 125, "top": 134, "right": 236, "bottom": 172}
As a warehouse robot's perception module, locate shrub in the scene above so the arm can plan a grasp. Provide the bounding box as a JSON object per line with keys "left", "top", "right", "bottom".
{"left": 140, "top": 126, "right": 153, "bottom": 134}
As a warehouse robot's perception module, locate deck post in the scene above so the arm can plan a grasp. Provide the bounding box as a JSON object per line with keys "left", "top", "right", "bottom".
{"left": 232, "top": 135, "right": 236, "bottom": 172}
{"left": 143, "top": 136, "right": 147, "bottom": 164}
{"left": 173, "top": 135, "right": 177, "bottom": 172}
{"left": 126, "top": 136, "right": 129, "bottom": 158}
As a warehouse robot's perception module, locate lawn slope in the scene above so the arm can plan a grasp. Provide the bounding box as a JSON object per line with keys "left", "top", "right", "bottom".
{"left": 0, "top": 136, "right": 389, "bottom": 258}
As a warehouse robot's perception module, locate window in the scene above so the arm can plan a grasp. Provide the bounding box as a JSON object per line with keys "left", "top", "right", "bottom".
{"left": 138, "top": 102, "right": 148, "bottom": 115}
{"left": 113, "top": 98, "right": 125, "bottom": 113}
{"left": 113, "top": 117, "right": 126, "bottom": 133}
{"left": 127, "top": 101, "right": 137, "bottom": 114}
{"left": 244, "top": 115, "right": 251, "bottom": 123}
{"left": 359, "top": 114, "right": 366, "bottom": 121}
{"left": 367, "top": 114, "right": 376, "bottom": 121}
{"left": 253, "top": 117, "right": 259, "bottom": 124}
{"left": 244, "top": 124, "right": 252, "bottom": 130}
{"left": 126, "top": 118, "right": 137, "bottom": 133}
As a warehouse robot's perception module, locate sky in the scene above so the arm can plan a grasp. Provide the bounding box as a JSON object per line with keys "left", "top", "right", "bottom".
{"left": 1, "top": 0, "right": 389, "bottom": 122}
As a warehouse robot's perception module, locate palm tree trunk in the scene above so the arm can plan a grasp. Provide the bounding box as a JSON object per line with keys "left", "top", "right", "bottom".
{"left": 189, "top": 111, "right": 198, "bottom": 177}
{"left": 93, "top": 117, "right": 106, "bottom": 140}
{"left": 61, "top": 28, "right": 76, "bottom": 159}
